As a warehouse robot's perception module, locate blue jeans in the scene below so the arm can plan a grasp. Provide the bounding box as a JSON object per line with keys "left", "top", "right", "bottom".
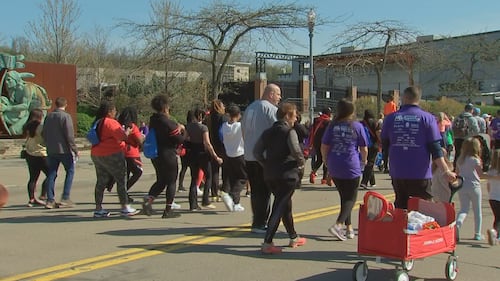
{"left": 46, "top": 153, "right": 75, "bottom": 202}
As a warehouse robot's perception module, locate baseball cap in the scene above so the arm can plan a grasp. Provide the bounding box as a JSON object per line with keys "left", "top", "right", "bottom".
{"left": 322, "top": 107, "right": 332, "bottom": 116}
{"left": 464, "top": 103, "right": 474, "bottom": 111}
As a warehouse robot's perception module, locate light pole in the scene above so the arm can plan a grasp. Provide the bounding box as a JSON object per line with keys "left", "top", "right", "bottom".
{"left": 307, "top": 9, "right": 316, "bottom": 124}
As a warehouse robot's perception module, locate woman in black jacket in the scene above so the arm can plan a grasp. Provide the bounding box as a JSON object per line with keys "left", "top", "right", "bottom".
{"left": 205, "top": 99, "right": 228, "bottom": 201}
{"left": 360, "top": 109, "right": 380, "bottom": 189}
{"left": 142, "top": 95, "right": 186, "bottom": 218}
{"left": 185, "top": 108, "right": 224, "bottom": 210}
{"left": 293, "top": 113, "right": 309, "bottom": 189}
{"left": 254, "top": 102, "right": 306, "bottom": 254}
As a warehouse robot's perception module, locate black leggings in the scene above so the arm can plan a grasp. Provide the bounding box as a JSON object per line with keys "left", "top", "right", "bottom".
{"left": 382, "top": 147, "right": 389, "bottom": 171}
{"left": 188, "top": 152, "right": 212, "bottom": 208}
{"left": 311, "top": 146, "right": 328, "bottom": 178}
{"left": 223, "top": 155, "right": 246, "bottom": 204}
{"left": 126, "top": 157, "right": 143, "bottom": 190}
{"left": 149, "top": 152, "right": 178, "bottom": 210}
{"left": 25, "top": 154, "right": 49, "bottom": 200}
{"left": 333, "top": 177, "right": 360, "bottom": 226}
{"left": 264, "top": 178, "right": 298, "bottom": 244}
{"left": 361, "top": 146, "right": 378, "bottom": 186}
{"left": 490, "top": 200, "right": 500, "bottom": 238}
{"left": 178, "top": 155, "right": 189, "bottom": 189}
{"left": 210, "top": 157, "right": 225, "bottom": 197}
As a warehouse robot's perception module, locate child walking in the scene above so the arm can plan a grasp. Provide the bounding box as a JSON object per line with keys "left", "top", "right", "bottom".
{"left": 220, "top": 105, "right": 247, "bottom": 212}
{"left": 431, "top": 148, "right": 454, "bottom": 203}
{"left": 486, "top": 149, "right": 500, "bottom": 246}
{"left": 455, "top": 137, "right": 483, "bottom": 240}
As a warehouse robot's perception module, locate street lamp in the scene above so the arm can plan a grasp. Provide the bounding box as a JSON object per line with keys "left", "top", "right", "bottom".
{"left": 307, "top": 9, "right": 316, "bottom": 124}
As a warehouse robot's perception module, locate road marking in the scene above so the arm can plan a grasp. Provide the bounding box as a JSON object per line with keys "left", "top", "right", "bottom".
{"left": 4, "top": 194, "right": 395, "bottom": 281}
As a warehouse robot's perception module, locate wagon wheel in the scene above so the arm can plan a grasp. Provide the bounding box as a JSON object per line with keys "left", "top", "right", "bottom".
{"left": 445, "top": 255, "right": 458, "bottom": 281}
{"left": 352, "top": 261, "right": 368, "bottom": 281}
{"left": 395, "top": 270, "right": 409, "bottom": 281}
{"left": 401, "top": 259, "right": 414, "bottom": 271}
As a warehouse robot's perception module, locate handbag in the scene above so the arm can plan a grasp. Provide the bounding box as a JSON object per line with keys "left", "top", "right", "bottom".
{"left": 20, "top": 138, "right": 28, "bottom": 159}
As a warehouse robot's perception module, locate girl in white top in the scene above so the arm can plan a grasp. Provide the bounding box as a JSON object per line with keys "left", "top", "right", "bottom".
{"left": 486, "top": 150, "right": 500, "bottom": 245}
{"left": 22, "top": 109, "right": 49, "bottom": 207}
{"left": 220, "top": 105, "right": 246, "bottom": 212}
{"left": 456, "top": 137, "right": 483, "bottom": 240}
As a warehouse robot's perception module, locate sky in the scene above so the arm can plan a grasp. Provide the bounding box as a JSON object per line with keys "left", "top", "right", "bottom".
{"left": 1, "top": 0, "right": 500, "bottom": 57}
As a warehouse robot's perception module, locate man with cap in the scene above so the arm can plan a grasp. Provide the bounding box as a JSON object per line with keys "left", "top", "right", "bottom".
{"left": 452, "top": 103, "right": 480, "bottom": 169}
{"left": 473, "top": 107, "right": 487, "bottom": 134}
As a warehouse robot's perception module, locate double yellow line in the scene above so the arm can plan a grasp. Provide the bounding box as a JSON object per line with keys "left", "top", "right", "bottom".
{"left": 3, "top": 194, "right": 394, "bottom": 281}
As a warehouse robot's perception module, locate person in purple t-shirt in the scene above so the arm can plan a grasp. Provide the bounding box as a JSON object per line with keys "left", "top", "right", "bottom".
{"left": 321, "top": 99, "right": 368, "bottom": 241}
{"left": 381, "top": 86, "right": 456, "bottom": 209}
{"left": 139, "top": 122, "right": 149, "bottom": 136}
{"left": 489, "top": 110, "right": 500, "bottom": 149}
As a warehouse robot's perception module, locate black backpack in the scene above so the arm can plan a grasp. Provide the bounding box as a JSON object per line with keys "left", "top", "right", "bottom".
{"left": 452, "top": 115, "right": 471, "bottom": 138}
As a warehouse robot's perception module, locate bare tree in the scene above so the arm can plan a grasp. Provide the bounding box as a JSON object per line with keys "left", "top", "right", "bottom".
{"left": 76, "top": 26, "right": 114, "bottom": 107}
{"left": 331, "top": 20, "right": 418, "bottom": 114}
{"left": 120, "top": 0, "right": 186, "bottom": 99}
{"left": 424, "top": 34, "right": 500, "bottom": 97}
{"left": 26, "top": 0, "right": 81, "bottom": 64}
{"left": 167, "top": 1, "right": 310, "bottom": 100}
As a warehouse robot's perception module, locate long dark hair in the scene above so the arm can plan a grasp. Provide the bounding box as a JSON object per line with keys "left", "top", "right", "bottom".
{"left": 186, "top": 110, "right": 195, "bottom": 123}
{"left": 94, "top": 101, "right": 116, "bottom": 123}
{"left": 363, "top": 109, "right": 375, "bottom": 122}
{"left": 334, "top": 99, "right": 355, "bottom": 122}
{"left": 118, "top": 106, "right": 138, "bottom": 128}
{"left": 193, "top": 108, "right": 206, "bottom": 122}
{"left": 22, "top": 109, "right": 44, "bottom": 138}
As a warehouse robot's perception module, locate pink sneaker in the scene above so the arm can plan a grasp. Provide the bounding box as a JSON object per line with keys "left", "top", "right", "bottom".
{"left": 261, "top": 243, "right": 282, "bottom": 254}
{"left": 289, "top": 236, "right": 307, "bottom": 248}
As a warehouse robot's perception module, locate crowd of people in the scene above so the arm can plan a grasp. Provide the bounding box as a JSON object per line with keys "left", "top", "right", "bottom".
{"left": 19, "top": 84, "right": 500, "bottom": 256}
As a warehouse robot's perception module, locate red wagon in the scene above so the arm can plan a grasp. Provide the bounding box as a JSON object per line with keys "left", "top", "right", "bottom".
{"left": 353, "top": 193, "right": 458, "bottom": 281}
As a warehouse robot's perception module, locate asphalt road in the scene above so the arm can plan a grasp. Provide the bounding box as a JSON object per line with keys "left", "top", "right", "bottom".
{"left": 0, "top": 153, "right": 498, "bottom": 281}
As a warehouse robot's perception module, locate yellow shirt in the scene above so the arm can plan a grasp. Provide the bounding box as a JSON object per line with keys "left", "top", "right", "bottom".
{"left": 25, "top": 125, "right": 47, "bottom": 157}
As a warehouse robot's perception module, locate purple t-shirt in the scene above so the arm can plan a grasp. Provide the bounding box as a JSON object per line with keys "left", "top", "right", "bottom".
{"left": 322, "top": 120, "right": 368, "bottom": 179}
{"left": 489, "top": 117, "right": 500, "bottom": 139}
{"left": 381, "top": 105, "right": 442, "bottom": 179}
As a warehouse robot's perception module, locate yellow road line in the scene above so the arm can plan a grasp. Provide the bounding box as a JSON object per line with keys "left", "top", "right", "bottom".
{"left": 5, "top": 193, "right": 395, "bottom": 281}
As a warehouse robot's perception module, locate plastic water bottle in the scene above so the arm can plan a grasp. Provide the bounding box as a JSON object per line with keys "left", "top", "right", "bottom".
{"left": 407, "top": 223, "right": 422, "bottom": 231}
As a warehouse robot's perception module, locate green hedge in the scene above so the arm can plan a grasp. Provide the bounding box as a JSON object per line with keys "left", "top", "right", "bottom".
{"left": 77, "top": 112, "right": 94, "bottom": 137}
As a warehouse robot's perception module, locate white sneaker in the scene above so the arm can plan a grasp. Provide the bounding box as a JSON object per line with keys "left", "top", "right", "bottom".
{"left": 170, "top": 202, "right": 181, "bottom": 210}
{"left": 328, "top": 224, "right": 347, "bottom": 241}
{"left": 221, "top": 192, "right": 234, "bottom": 211}
{"left": 121, "top": 205, "right": 139, "bottom": 216}
{"left": 233, "top": 203, "right": 245, "bottom": 212}
{"left": 197, "top": 187, "right": 203, "bottom": 196}
{"left": 487, "top": 229, "right": 498, "bottom": 246}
